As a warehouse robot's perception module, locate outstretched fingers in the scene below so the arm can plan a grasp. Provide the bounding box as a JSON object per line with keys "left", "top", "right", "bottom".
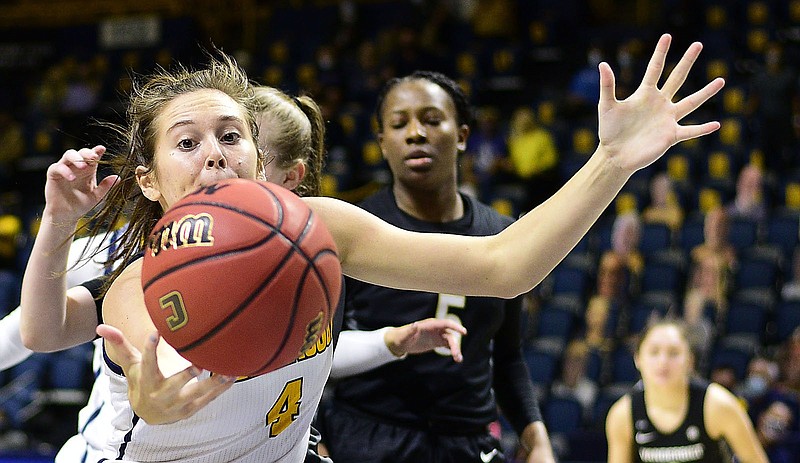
{"left": 660, "top": 42, "right": 703, "bottom": 99}
{"left": 675, "top": 77, "right": 726, "bottom": 121}
{"left": 640, "top": 34, "right": 672, "bottom": 89}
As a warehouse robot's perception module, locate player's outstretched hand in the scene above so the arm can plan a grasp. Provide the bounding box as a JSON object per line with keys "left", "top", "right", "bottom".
{"left": 596, "top": 33, "right": 725, "bottom": 174}
{"left": 44, "top": 146, "right": 119, "bottom": 225}
{"left": 97, "top": 323, "right": 236, "bottom": 424}
{"left": 384, "top": 318, "right": 468, "bottom": 362}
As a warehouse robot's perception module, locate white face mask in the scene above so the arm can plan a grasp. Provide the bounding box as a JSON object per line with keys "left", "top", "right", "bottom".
{"left": 741, "top": 375, "right": 768, "bottom": 399}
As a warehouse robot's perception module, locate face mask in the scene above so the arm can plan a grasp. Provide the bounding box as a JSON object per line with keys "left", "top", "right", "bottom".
{"left": 742, "top": 375, "right": 768, "bottom": 398}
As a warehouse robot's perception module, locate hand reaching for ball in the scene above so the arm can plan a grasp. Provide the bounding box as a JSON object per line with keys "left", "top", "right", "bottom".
{"left": 97, "top": 324, "right": 236, "bottom": 424}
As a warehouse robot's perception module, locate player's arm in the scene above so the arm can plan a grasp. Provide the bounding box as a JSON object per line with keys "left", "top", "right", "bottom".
{"left": 330, "top": 318, "right": 466, "bottom": 379}
{"left": 308, "top": 37, "right": 722, "bottom": 300}
{"left": 0, "top": 308, "right": 32, "bottom": 369}
{"left": 605, "top": 395, "right": 634, "bottom": 463}
{"left": 20, "top": 146, "right": 117, "bottom": 351}
{"left": 491, "top": 296, "right": 554, "bottom": 462}
{"left": 704, "top": 383, "right": 768, "bottom": 463}
{"left": 101, "top": 260, "right": 235, "bottom": 425}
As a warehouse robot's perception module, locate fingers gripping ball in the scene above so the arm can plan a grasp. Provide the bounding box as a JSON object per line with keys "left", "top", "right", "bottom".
{"left": 141, "top": 178, "right": 341, "bottom": 377}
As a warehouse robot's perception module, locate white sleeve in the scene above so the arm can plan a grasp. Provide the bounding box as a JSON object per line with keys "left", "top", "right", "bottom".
{"left": 0, "top": 234, "right": 113, "bottom": 371}
{"left": 330, "top": 328, "right": 405, "bottom": 379}
{"left": 0, "top": 308, "right": 32, "bottom": 370}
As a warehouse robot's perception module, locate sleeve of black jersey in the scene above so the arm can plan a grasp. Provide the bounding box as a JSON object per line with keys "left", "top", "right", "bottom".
{"left": 491, "top": 295, "right": 543, "bottom": 434}
{"left": 79, "top": 276, "right": 107, "bottom": 326}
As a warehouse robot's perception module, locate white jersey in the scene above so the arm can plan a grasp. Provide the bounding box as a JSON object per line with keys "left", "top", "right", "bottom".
{"left": 55, "top": 338, "right": 111, "bottom": 463}
{"left": 53, "top": 228, "right": 123, "bottom": 462}
{"left": 103, "top": 322, "right": 334, "bottom": 462}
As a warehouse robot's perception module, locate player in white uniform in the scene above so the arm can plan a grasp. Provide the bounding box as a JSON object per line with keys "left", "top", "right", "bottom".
{"left": 21, "top": 35, "right": 723, "bottom": 460}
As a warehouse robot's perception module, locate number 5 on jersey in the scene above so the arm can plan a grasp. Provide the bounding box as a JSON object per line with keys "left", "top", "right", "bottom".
{"left": 434, "top": 294, "right": 465, "bottom": 357}
{"left": 266, "top": 378, "right": 303, "bottom": 437}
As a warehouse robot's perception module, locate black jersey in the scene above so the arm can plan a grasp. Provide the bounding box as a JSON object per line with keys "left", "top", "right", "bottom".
{"left": 631, "top": 379, "right": 730, "bottom": 462}
{"left": 333, "top": 188, "right": 540, "bottom": 435}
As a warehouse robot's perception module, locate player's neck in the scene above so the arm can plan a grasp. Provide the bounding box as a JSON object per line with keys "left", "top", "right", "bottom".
{"left": 393, "top": 184, "right": 463, "bottom": 223}
{"left": 644, "top": 380, "right": 689, "bottom": 410}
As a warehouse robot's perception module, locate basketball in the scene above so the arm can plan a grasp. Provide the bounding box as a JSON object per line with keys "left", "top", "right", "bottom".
{"left": 141, "top": 178, "right": 341, "bottom": 377}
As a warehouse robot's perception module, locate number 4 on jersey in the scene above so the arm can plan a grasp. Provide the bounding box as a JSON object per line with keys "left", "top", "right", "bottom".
{"left": 266, "top": 378, "right": 303, "bottom": 437}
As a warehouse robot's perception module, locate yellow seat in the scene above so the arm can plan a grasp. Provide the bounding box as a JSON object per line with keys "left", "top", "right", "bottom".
{"left": 362, "top": 141, "right": 383, "bottom": 166}
{"left": 786, "top": 183, "right": 800, "bottom": 210}
{"left": 699, "top": 188, "right": 722, "bottom": 214}
{"left": 615, "top": 192, "right": 638, "bottom": 215}
{"left": 667, "top": 154, "right": 690, "bottom": 182}
{"left": 491, "top": 198, "right": 514, "bottom": 217}
{"left": 708, "top": 151, "right": 731, "bottom": 179}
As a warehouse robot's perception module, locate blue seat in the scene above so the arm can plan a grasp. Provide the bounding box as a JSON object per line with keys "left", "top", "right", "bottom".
{"left": 610, "top": 347, "right": 639, "bottom": 384}
{"left": 734, "top": 256, "right": 779, "bottom": 291}
{"left": 679, "top": 215, "right": 705, "bottom": 253}
{"left": 544, "top": 396, "right": 584, "bottom": 433}
{"left": 709, "top": 346, "right": 752, "bottom": 381}
{"left": 767, "top": 213, "right": 799, "bottom": 258}
{"left": 628, "top": 303, "right": 669, "bottom": 334}
{"left": 640, "top": 261, "right": 684, "bottom": 295}
{"left": 586, "top": 349, "right": 605, "bottom": 383}
{"left": 775, "top": 301, "right": 800, "bottom": 343}
{"left": 523, "top": 346, "right": 559, "bottom": 388}
{"left": 550, "top": 265, "right": 590, "bottom": 300}
{"left": 728, "top": 218, "right": 759, "bottom": 252}
{"left": 536, "top": 304, "right": 577, "bottom": 342}
{"left": 724, "top": 301, "right": 767, "bottom": 340}
{"left": 640, "top": 223, "right": 673, "bottom": 256}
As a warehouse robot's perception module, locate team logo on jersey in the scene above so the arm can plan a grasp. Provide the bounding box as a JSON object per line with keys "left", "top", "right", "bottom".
{"left": 148, "top": 213, "right": 215, "bottom": 257}
{"left": 296, "top": 313, "right": 332, "bottom": 362}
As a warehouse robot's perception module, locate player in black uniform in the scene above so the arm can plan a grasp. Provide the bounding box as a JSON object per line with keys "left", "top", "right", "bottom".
{"left": 606, "top": 319, "right": 767, "bottom": 462}
{"left": 315, "top": 71, "right": 554, "bottom": 463}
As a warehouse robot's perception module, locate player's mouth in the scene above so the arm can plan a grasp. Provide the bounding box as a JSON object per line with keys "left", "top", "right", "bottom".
{"left": 404, "top": 150, "right": 433, "bottom": 169}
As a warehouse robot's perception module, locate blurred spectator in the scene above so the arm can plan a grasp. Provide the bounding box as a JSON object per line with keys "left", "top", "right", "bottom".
{"left": 550, "top": 339, "right": 598, "bottom": 422}
{"left": 726, "top": 164, "right": 768, "bottom": 223}
{"left": 642, "top": 171, "right": 684, "bottom": 232}
{"left": 754, "top": 399, "right": 799, "bottom": 463}
{"left": 460, "top": 106, "right": 512, "bottom": 202}
{"left": 580, "top": 295, "right": 615, "bottom": 354}
{"left": 595, "top": 251, "right": 633, "bottom": 313}
{"left": 684, "top": 252, "right": 728, "bottom": 327}
{"left": 747, "top": 42, "right": 797, "bottom": 174}
{"left": 506, "top": 106, "right": 559, "bottom": 209}
{"left": 739, "top": 356, "right": 795, "bottom": 427}
{"left": 565, "top": 43, "right": 602, "bottom": 120}
{"left": 0, "top": 112, "right": 24, "bottom": 189}
{"left": 610, "top": 212, "right": 644, "bottom": 279}
{"left": 781, "top": 247, "right": 800, "bottom": 302}
{"left": 691, "top": 207, "right": 737, "bottom": 271}
{"left": 710, "top": 364, "right": 740, "bottom": 393}
{"left": 778, "top": 327, "right": 800, "bottom": 396}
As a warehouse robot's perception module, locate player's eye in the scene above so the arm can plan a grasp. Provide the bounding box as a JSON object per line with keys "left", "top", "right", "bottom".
{"left": 178, "top": 138, "right": 196, "bottom": 150}
{"left": 221, "top": 131, "right": 241, "bottom": 144}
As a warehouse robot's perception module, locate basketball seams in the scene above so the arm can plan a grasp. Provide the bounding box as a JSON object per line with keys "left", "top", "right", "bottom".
{"left": 142, "top": 179, "right": 342, "bottom": 377}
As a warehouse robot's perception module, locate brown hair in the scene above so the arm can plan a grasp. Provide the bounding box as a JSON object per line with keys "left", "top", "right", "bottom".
{"left": 84, "top": 51, "right": 261, "bottom": 291}
{"left": 252, "top": 86, "right": 326, "bottom": 197}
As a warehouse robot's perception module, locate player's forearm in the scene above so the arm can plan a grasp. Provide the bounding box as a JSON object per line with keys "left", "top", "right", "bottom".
{"left": 20, "top": 213, "right": 77, "bottom": 350}
{"left": 330, "top": 328, "right": 402, "bottom": 379}
{"left": 492, "top": 149, "right": 629, "bottom": 296}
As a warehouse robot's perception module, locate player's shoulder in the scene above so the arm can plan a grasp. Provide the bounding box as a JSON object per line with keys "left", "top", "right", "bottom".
{"left": 466, "top": 195, "right": 514, "bottom": 228}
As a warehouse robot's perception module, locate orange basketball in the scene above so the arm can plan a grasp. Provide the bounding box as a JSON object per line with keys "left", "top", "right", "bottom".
{"left": 141, "top": 178, "right": 341, "bottom": 377}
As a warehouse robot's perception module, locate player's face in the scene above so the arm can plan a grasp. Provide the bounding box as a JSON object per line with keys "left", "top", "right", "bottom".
{"left": 377, "top": 79, "right": 467, "bottom": 190}
{"left": 140, "top": 89, "right": 258, "bottom": 209}
{"left": 635, "top": 325, "right": 693, "bottom": 388}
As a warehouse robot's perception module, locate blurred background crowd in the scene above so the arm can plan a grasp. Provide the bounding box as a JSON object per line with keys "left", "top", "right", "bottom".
{"left": 0, "top": 0, "right": 800, "bottom": 461}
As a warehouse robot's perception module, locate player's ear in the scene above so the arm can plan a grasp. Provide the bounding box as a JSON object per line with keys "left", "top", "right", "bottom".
{"left": 456, "top": 124, "right": 470, "bottom": 153}
{"left": 281, "top": 162, "right": 306, "bottom": 191}
{"left": 136, "top": 166, "right": 161, "bottom": 202}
